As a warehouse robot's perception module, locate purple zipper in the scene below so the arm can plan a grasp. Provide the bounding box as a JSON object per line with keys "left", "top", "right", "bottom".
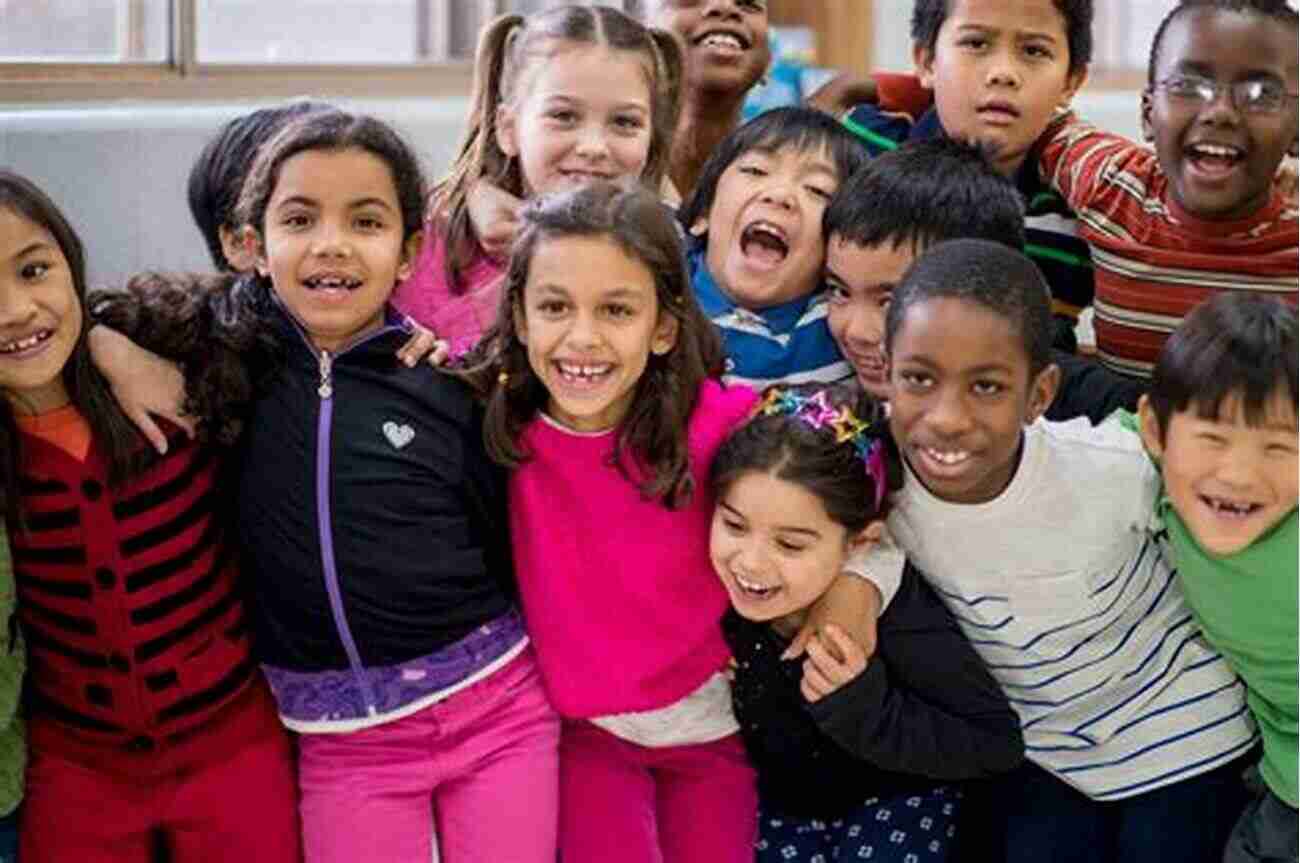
{"left": 283, "top": 304, "right": 407, "bottom": 717}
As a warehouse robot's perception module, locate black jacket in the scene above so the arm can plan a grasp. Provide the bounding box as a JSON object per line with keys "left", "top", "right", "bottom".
{"left": 723, "top": 565, "right": 1024, "bottom": 818}
{"left": 237, "top": 305, "right": 513, "bottom": 672}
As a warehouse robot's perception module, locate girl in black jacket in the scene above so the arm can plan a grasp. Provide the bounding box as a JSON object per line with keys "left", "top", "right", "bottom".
{"left": 708, "top": 383, "right": 1024, "bottom": 863}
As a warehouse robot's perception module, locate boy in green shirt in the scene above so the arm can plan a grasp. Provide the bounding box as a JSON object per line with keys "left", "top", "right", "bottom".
{"left": 1137, "top": 293, "right": 1298, "bottom": 863}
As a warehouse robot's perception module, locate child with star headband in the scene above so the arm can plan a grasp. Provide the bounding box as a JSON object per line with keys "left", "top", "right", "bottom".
{"left": 710, "top": 382, "right": 1024, "bottom": 863}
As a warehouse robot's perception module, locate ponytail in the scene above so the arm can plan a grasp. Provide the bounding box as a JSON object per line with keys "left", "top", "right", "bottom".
{"left": 644, "top": 27, "right": 685, "bottom": 193}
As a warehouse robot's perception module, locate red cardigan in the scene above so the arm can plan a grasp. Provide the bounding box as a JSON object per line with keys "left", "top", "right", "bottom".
{"left": 12, "top": 427, "right": 278, "bottom": 775}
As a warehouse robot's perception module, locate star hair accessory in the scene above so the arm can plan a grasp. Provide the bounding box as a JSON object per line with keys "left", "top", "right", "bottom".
{"left": 759, "top": 388, "right": 889, "bottom": 510}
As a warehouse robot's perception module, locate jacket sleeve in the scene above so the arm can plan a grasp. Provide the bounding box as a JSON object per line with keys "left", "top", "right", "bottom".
{"left": 807, "top": 567, "right": 1024, "bottom": 780}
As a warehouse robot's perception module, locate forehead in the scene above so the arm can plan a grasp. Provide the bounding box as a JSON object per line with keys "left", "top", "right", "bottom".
{"left": 1192, "top": 386, "right": 1300, "bottom": 430}
{"left": 525, "top": 233, "right": 656, "bottom": 294}
{"left": 827, "top": 236, "right": 917, "bottom": 286}
{"left": 271, "top": 148, "right": 400, "bottom": 205}
{"left": 0, "top": 207, "right": 61, "bottom": 261}
{"left": 523, "top": 42, "right": 652, "bottom": 100}
{"left": 732, "top": 141, "right": 838, "bottom": 175}
{"left": 941, "top": 0, "right": 1070, "bottom": 39}
{"left": 1157, "top": 8, "right": 1299, "bottom": 80}
{"left": 894, "top": 295, "right": 1029, "bottom": 367}
{"left": 723, "top": 469, "right": 836, "bottom": 527}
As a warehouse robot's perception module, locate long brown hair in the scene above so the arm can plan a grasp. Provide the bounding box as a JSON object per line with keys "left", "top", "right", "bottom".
{"left": 459, "top": 181, "right": 723, "bottom": 509}
{"left": 0, "top": 171, "right": 149, "bottom": 526}
{"left": 434, "top": 5, "right": 683, "bottom": 292}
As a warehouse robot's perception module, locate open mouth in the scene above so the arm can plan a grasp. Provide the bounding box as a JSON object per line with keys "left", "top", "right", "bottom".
{"left": 1185, "top": 142, "right": 1245, "bottom": 178}
{"left": 732, "top": 571, "right": 780, "bottom": 601}
{"left": 695, "top": 29, "right": 750, "bottom": 53}
{"left": 0, "top": 329, "right": 54, "bottom": 355}
{"left": 304, "top": 273, "right": 363, "bottom": 292}
{"left": 1199, "top": 494, "right": 1262, "bottom": 519}
{"left": 559, "top": 170, "right": 614, "bottom": 184}
{"left": 915, "top": 445, "right": 974, "bottom": 478}
{"left": 740, "top": 220, "right": 789, "bottom": 269}
{"left": 554, "top": 360, "right": 614, "bottom": 391}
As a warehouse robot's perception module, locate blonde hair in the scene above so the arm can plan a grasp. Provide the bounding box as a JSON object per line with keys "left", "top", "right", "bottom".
{"left": 434, "top": 4, "right": 683, "bottom": 291}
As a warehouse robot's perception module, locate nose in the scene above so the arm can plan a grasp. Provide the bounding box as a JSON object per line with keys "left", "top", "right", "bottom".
{"left": 758, "top": 179, "right": 796, "bottom": 210}
{"left": 575, "top": 123, "right": 611, "bottom": 161}
{"left": 732, "top": 537, "right": 767, "bottom": 576}
{"left": 0, "top": 286, "right": 37, "bottom": 329}
{"left": 845, "top": 302, "right": 885, "bottom": 349}
{"left": 1199, "top": 85, "right": 1243, "bottom": 127}
{"left": 986, "top": 50, "right": 1022, "bottom": 89}
{"left": 1214, "top": 444, "right": 1261, "bottom": 489}
{"left": 703, "top": 0, "right": 743, "bottom": 22}
{"left": 925, "top": 385, "right": 972, "bottom": 438}
{"left": 564, "top": 310, "right": 602, "bottom": 351}
{"left": 310, "top": 220, "right": 352, "bottom": 259}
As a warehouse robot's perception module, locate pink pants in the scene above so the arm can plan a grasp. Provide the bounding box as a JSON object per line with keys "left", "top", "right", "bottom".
{"left": 298, "top": 648, "right": 560, "bottom": 863}
{"left": 559, "top": 720, "right": 758, "bottom": 863}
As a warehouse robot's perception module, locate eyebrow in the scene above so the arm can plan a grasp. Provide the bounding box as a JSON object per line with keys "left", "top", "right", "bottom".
{"left": 274, "top": 195, "right": 396, "bottom": 212}
{"left": 954, "top": 22, "right": 1061, "bottom": 43}
{"left": 12, "top": 242, "right": 54, "bottom": 261}
{"left": 825, "top": 264, "right": 896, "bottom": 291}
{"left": 720, "top": 502, "right": 822, "bottom": 538}
{"left": 541, "top": 94, "right": 650, "bottom": 111}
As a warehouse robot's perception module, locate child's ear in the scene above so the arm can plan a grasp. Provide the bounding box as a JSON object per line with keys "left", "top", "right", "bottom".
{"left": 1137, "top": 394, "right": 1165, "bottom": 459}
{"left": 219, "top": 225, "right": 256, "bottom": 272}
{"left": 248, "top": 230, "right": 270, "bottom": 277}
{"left": 912, "top": 43, "right": 937, "bottom": 90}
{"left": 848, "top": 519, "right": 886, "bottom": 552}
{"left": 1025, "top": 362, "right": 1061, "bottom": 423}
{"left": 495, "top": 104, "right": 519, "bottom": 158}
{"left": 397, "top": 230, "right": 422, "bottom": 282}
{"left": 1140, "top": 90, "right": 1156, "bottom": 143}
{"left": 1060, "top": 67, "right": 1089, "bottom": 111}
{"left": 651, "top": 310, "right": 680, "bottom": 356}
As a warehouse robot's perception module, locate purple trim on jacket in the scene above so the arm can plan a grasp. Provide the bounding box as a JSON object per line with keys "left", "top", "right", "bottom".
{"left": 263, "top": 608, "right": 527, "bottom": 724}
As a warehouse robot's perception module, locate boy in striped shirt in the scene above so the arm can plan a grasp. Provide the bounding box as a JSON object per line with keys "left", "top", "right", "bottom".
{"left": 880, "top": 238, "right": 1258, "bottom": 863}
{"left": 1037, "top": 0, "right": 1298, "bottom": 378}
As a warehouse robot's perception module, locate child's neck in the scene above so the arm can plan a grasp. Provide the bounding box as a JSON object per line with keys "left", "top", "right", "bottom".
{"left": 674, "top": 91, "right": 747, "bottom": 197}
{"left": 770, "top": 608, "right": 807, "bottom": 641}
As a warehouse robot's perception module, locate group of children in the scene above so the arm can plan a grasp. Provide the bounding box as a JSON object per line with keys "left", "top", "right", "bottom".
{"left": 0, "top": 0, "right": 1294, "bottom": 862}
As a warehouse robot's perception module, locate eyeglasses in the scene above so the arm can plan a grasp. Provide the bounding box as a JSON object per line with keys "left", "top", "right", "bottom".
{"left": 1152, "top": 74, "right": 1299, "bottom": 114}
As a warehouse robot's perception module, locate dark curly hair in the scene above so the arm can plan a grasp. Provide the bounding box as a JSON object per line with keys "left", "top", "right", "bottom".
{"left": 711, "top": 382, "right": 902, "bottom": 534}
{"left": 87, "top": 272, "right": 282, "bottom": 449}
{"left": 911, "top": 0, "right": 1094, "bottom": 75}
{"left": 458, "top": 180, "right": 725, "bottom": 509}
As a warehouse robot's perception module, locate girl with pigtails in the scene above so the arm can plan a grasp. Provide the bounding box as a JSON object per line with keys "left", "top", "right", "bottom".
{"left": 391, "top": 4, "right": 684, "bottom": 359}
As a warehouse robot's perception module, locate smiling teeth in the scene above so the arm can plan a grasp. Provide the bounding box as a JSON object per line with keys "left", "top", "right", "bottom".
{"left": 1191, "top": 144, "right": 1242, "bottom": 159}
{"left": 306, "top": 275, "right": 361, "bottom": 290}
{"left": 0, "top": 330, "right": 51, "bottom": 354}
{"left": 557, "top": 362, "right": 612, "bottom": 380}
{"left": 1204, "top": 496, "right": 1259, "bottom": 516}
{"left": 925, "top": 447, "right": 970, "bottom": 465}
{"left": 735, "top": 573, "right": 776, "bottom": 595}
{"left": 701, "top": 33, "right": 743, "bottom": 50}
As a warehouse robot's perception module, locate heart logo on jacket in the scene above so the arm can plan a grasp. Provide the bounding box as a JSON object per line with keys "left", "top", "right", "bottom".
{"left": 382, "top": 421, "right": 415, "bottom": 449}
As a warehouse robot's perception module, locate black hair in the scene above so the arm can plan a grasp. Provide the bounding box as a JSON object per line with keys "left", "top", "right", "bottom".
{"left": 885, "top": 238, "right": 1054, "bottom": 376}
{"left": 678, "top": 106, "right": 869, "bottom": 236}
{"left": 1147, "top": 293, "right": 1298, "bottom": 440}
{"left": 459, "top": 180, "right": 725, "bottom": 509}
{"left": 711, "top": 382, "right": 902, "bottom": 534}
{"left": 823, "top": 137, "right": 1025, "bottom": 254}
{"left": 237, "top": 109, "right": 426, "bottom": 245}
{"left": 911, "top": 0, "right": 1094, "bottom": 75}
{"left": 187, "top": 100, "right": 333, "bottom": 271}
{"left": 0, "top": 171, "right": 152, "bottom": 526}
{"left": 1148, "top": 0, "right": 1299, "bottom": 86}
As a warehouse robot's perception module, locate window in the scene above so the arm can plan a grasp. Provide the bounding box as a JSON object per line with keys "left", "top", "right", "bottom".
{"left": 1091, "top": 0, "right": 1169, "bottom": 85}
{"left": 0, "top": 0, "right": 168, "bottom": 63}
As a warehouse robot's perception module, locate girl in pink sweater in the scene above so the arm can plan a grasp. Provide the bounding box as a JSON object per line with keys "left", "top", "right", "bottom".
{"left": 461, "top": 180, "right": 885, "bottom": 863}
{"left": 393, "top": 5, "right": 683, "bottom": 358}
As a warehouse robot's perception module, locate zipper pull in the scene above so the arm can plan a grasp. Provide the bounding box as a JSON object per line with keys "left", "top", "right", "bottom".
{"left": 318, "top": 350, "right": 333, "bottom": 399}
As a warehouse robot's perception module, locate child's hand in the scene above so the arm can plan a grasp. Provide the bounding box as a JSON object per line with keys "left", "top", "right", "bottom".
{"left": 88, "top": 324, "right": 195, "bottom": 454}
{"left": 800, "top": 625, "right": 868, "bottom": 702}
{"left": 468, "top": 179, "right": 523, "bottom": 261}
{"left": 805, "top": 73, "right": 878, "bottom": 115}
{"left": 395, "top": 321, "right": 450, "bottom": 368}
{"left": 785, "top": 573, "right": 881, "bottom": 661}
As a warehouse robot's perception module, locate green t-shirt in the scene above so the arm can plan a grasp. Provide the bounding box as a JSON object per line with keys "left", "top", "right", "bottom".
{"left": 0, "top": 524, "right": 24, "bottom": 816}
{"left": 1159, "top": 502, "right": 1299, "bottom": 807}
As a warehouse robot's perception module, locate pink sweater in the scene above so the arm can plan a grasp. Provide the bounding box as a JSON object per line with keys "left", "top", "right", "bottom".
{"left": 510, "top": 380, "right": 758, "bottom": 718}
{"left": 390, "top": 218, "right": 505, "bottom": 358}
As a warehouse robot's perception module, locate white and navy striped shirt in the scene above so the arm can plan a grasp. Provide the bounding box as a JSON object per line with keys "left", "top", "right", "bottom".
{"left": 888, "top": 417, "right": 1258, "bottom": 800}
{"left": 688, "top": 248, "right": 851, "bottom": 389}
